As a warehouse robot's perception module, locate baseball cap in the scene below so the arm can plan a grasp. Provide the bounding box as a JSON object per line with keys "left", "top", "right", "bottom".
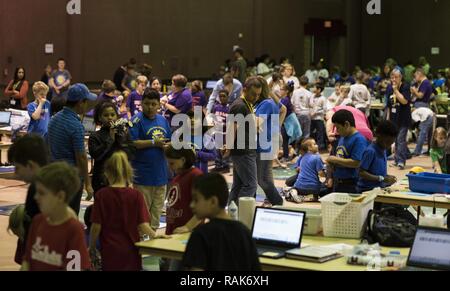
{"left": 67, "top": 83, "right": 97, "bottom": 102}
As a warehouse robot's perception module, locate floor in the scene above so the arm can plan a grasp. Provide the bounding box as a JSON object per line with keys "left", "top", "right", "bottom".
{"left": 0, "top": 152, "right": 436, "bottom": 271}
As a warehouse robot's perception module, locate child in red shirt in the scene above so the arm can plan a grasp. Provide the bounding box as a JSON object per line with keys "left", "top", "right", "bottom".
{"left": 89, "top": 151, "right": 170, "bottom": 271}
{"left": 22, "top": 162, "right": 91, "bottom": 271}
{"left": 165, "top": 145, "right": 203, "bottom": 235}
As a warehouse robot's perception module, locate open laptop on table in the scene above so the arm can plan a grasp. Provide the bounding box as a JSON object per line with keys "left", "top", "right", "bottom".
{"left": 82, "top": 116, "right": 97, "bottom": 135}
{"left": 402, "top": 226, "right": 450, "bottom": 271}
{"left": 251, "top": 207, "right": 306, "bottom": 259}
{"left": 0, "top": 111, "right": 12, "bottom": 127}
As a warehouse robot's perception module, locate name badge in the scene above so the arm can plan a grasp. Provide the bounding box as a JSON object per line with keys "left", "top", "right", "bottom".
{"left": 10, "top": 99, "right": 16, "bottom": 106}
{"left": 391, "top": 108, "right": 397, "bottom": 114}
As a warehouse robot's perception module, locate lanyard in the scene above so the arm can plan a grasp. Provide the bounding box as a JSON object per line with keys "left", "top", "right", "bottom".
{"left": 242, "top": 97, "right": 254, "bottom": 114}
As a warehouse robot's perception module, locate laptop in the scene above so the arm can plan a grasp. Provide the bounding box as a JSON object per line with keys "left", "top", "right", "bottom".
{"left": 82, "top": 116, "right": 97, "bottom": 134}
{"left": 0, "top": 111, "right": 12, "bottom": 127}
{"left": 402, "top": 227, "right": 450, "bottom": 271}
{"left": 251, "top": 207, "right": 306, "bottom": 259}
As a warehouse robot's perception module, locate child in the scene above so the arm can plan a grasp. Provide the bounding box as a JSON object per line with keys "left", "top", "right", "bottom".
{"left": 127, "top": 75, "right": 148, "bottom": 119}
{"left": 280, "top": 81, "right": 302, "bottom": 161}
{"left": 357, "top": 121, "right": 398, "bottom": 193}
{"left": 88, "top": 101, "right": 134, "bottom": 194}
{"left": 27, "top": 82, "right": 51, "bottom": 138}
{"left": 326, "top": 82, "right": 341, "bottom": 112}
{"left": 21, "top": 162, "right": 91, "bottom": 271}
{"left": 293, "top": 138, "right": 327, "bottom": 200}
{"left": 211, "top": 90, "right": 230, "bottom": 173}
{"left": 97, "top": 80, "right": 118, "bottom": 104}
{"left": 310, "top": 82, "right": 327, "bottom": 151}
{"left": 191, "top": 80, "right": 208, "bottom": 111}
{"left": 130, "top": 88, "right": 172, "bottom": 230}
{"left": 8, "top": 134, "right": 49, "bottom": 265}
{"left": 349, "top": 71, "right": 371, "bottom": 115}
{"left": 336, "top": 85, "right": 352, "bottom": 107}
{"left": 285, "top": 139, "right": 306, "bottom": 187}
{"left": 182, "top": 173, "right": 261, "bottom": 271}
{"left": 188, "top": 110, "right": 217, "bottom": 174}
{"left": 89, "top": 151, "right": 169, "bottom": 271}
{"left": 327, "top": 109, "right": 369, "bottom": 193}
{"left": 164, "top": 144, "right": 203, "bottom": 235}
{"left": 430, "top": 127, "right": 448, "bottom": 174}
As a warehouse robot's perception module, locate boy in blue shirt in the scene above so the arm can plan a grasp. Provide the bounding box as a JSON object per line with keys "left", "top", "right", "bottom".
{"left": 27, "top": 82, "right": 51, "bottom": 139}
{"left": 130, "top": 88, "right": 172, "bottom": 230}
{"left": 294, "top": 138, "right": 327, "bottom": 200}
{"left": 357, "top": 121, "right": 398, "bottom": 193}
{"left": 326, "top": 109, "right": 369, "bottom": 193}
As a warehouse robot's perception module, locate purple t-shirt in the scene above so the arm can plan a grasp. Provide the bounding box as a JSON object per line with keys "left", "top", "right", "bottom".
{"left": 97, "top": 92, "right": 116, "bottom": 104}
{"left": 164, "top": 88, "right": 192, "bottom": 123}
{"left": 280, "top": 96, "right": 294, "bottom": 117}
{"left": 212, "top": 103, "right": 229, "bottom": 134}
{"left": 127, "top": 90, "right": 143, "bottom": 117}
{"left": 192, "top": 91, "right": 207, "bottom": 109}
{"left": 417, "top": 79, "right": 433, "bottom": 105}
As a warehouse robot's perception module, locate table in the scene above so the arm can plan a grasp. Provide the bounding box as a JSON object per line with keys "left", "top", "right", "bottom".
{"left": 376, "top": 192, "right": 450, "bottom": 210}
{"left": 136, "top": 234, "right": 410, "bottom": 271}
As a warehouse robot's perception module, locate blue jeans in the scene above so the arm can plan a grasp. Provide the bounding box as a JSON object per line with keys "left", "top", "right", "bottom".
{"left": 229, "top": 153, "right": 258, "bottom": 205}
{"left": 414, "top": 102, "right": 429, "bottom": 109}
{"left": 297, "top": 114, "right": 311, "bottom": 139}
{"left": 413, "top": 116, "right": 433, "bottom": 155}
{"left": 256, "top": 153, "right": 283, "bottom": 205}
{"left": 395, "top": 127, "right": 409, "bottom": 166}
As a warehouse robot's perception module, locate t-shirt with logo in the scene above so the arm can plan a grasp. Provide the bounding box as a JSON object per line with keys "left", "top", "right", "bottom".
{"left": 23, "top": 214, "right": 91, "bottom": 271}
{"left": 334, "top": 132, "right": 368, "bottom": 180}
{"left": 127, "top": 90, "right": 143, "bottom": 117}
{"left": 192, "top": 91, "right": 207, "bottom": 109}
{"left": 130, "top": 112, "right": 172, "bottom": 186}
{"left": 165, "top": 168, "right": 203, "bottom": 235}
{"left": 27, "top": 100, "right": 51, "bottom": 138}
{"left": 51, "top": 70, "right": 72, "bottom": 94}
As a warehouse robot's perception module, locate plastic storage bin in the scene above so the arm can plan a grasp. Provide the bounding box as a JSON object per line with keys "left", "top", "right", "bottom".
{"left": 320, "top": 193, "right": 375, "bottom": 239}
{"left": 407, "top": 173, "right": 450, "bottom": 194}
{"left": 273, "top": 207, "right": 323, "bottom": 236}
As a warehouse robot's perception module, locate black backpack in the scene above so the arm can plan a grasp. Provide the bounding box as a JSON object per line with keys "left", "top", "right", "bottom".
{"left": 363, "top": 207, "right": 417, "bottom": 247}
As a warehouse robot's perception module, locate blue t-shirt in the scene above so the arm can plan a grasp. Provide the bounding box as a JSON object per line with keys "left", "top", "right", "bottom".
{"left": 27, "top": 101, "right": 51, "bottom": 138}
{"left": 127, "top": 90, "right": 143, "bottom": 117}
{"left": 334, "top": 132, "right": 368, "bottom": 180}
{"left": 357, "top": 143, "right": 387, "bottom": 191}
{"left": 130, "top": 112, "right": 172, "bottom": 186}
{"left": 255, "top": 99, "right": 280, "bottom": 154}
{"left": 294, "top": 153, "right": 324, "bottom": 190}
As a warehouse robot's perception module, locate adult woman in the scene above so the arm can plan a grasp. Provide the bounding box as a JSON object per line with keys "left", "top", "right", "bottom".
{"left": 4, "top": 67, "right": 29, "bottom": 110}
{"left": 150, "top": 76, "right": 163, "bottom": 97}
{"left": 162, "top": 74, "right": 192, "bottom": 127}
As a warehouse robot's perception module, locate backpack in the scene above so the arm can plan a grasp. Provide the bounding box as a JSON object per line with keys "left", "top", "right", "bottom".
{"left": 363, "top": 207, "right": 417, "bottom": 247}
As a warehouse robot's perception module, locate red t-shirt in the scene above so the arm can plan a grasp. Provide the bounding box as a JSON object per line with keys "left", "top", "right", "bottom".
{"left": 90, "top": 187, "right": 150, "bottom": 271}
{"left": 166, "top": 168, "right": 203, "bottom": 235}
{"left": 23, "top": 214, "right": 91, "bottom": 271}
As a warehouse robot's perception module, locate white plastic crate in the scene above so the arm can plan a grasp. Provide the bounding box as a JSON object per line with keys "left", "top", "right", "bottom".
{"left": 320, "top": 193, "right": 375, "bottom": 239}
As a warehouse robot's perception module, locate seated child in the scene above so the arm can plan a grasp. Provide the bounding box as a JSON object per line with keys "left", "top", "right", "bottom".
{"left": 357, "top": 121, "right": 398, "bottom": 193}
{"left": 293, "top": 138, "right": 328, "bottom": 200}
{"left": 89, "top": 151, "right": 169, "bottom": 271}
{"left": 182, "top": 173, "right": 261, "bottom": 271}
{"left": 21, "top": 162, "right": 91, "bottom": 271}
{"left": 430, "top": 127, "right": 448, "bottom": 174}
{"left": 27, "top": 82, "right": 51, "bottom": 138}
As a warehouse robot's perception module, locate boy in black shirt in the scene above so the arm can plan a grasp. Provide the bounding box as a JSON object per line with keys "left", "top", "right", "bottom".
{"left": 182, "top": 173, "right": 261, "bottom": 271}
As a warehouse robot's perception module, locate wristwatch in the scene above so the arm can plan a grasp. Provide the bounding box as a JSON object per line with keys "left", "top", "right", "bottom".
{"left": 378, "top": 176, "right": 385, "bottom": 182}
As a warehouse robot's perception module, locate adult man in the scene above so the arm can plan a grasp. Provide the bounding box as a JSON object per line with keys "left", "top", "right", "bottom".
{"left": 48, "top": 83, "right": 97, "bottom": 214}
{"left": 206, "top": 71, "right": 243, "bottom": 114}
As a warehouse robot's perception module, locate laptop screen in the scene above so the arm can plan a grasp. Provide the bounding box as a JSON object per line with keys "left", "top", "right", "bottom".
{"left": 408, "top": 227, "right": 450, "bottom": 270}
{"left": 82, "top": 117, "right": 97, "bottom": 134}
{"left": 252, "top": 208, "right": 305, "bottom": 249}
{"left": 0, "top": 111, "right": 11, "bottom": 125}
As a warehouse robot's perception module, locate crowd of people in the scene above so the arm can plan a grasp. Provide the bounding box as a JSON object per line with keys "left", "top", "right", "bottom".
{"left": 3, "top": 47, "right": 450, "bottom": 271}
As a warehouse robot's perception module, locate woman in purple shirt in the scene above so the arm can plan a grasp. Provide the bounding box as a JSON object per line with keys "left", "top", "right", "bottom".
{"left": 162, "top": 74, "right": 193, "bottom": 127}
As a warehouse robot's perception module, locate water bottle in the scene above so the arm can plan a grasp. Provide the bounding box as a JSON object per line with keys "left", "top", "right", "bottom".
{"left": 228, "top": 201, "right": 238, "bottom": 221}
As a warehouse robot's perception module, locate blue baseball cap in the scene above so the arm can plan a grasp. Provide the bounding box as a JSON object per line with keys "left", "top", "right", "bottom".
{"left": 67, "top": 83, "right": 97, "bottom": 102}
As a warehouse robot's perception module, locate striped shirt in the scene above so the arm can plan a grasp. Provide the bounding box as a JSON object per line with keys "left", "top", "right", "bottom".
{"left": 48, "top": 107, "right": 85, "bottom": 165}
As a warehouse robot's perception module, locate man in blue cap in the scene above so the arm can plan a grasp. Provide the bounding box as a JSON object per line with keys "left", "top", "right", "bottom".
{"left": 48, "top": 83, "right": 97, "bottom": 215}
